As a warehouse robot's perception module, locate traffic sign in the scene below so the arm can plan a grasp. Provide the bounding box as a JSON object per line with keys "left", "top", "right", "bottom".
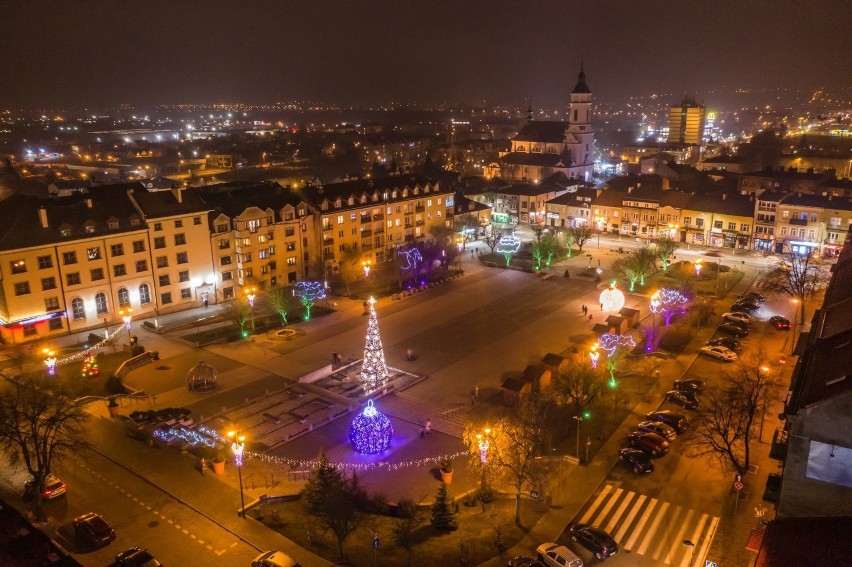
{"left": 734, "top": 481, "right": 744, "bottom": 490}
{"left": 735, "top": 473, "right": 743, "bottom": 483}
{"left": 373, "top": 532, "right": 380, "bottom": 549}
{"left": 706, "top": 561, "right": 717, "bottom": 567}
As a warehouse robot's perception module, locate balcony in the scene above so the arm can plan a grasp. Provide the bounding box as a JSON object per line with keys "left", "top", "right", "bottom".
{"left": 414, "top": 205, "right": 425, "bottom": 213}
{"left": 360, "top": 215, "right": 372, "bottom": 224}
{"left": 416, "top": 220, "right": 425, "bottom": 226}
{"left": 770, "top": 429, "right": 788, "bottom": 461}
{"left": 373, "top": 213, "right": 384, "bottom": 221}
{"left": 788, "top": 218, "right": 808, "bottom": 226}
{"left": 361, "top": 229, "right": 373, "bottom": 237}
{"left": 361, "top": 243, "right": 373, "bottom": 250}
{"left": 374, "top": 226, "right": 385, "bottom": 234}
{"left": 323, "top": 252, "right": 335, "bottom": 260}
{"left": 322, "top": 236, "right": 334, "bottom": 245}
{"left": 322, "top": 224, "right": 333, "bottom": 232}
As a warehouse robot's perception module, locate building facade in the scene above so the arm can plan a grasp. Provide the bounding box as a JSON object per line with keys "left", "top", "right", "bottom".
{"left": 667, "top": 97, "right": 706, "bottom": 145}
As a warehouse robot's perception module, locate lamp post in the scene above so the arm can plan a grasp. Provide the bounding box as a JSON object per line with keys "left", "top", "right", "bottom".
{"left": 228, "top": 429, "right": 246, "bottom": 517}
{"left": 245, "top": 287, "right": 256, "bottom": 334}
{"left": 682, "top": 539, "right": 695, "bottom": 567}
{"left": 789, "top": 298, "right": 800, "bottom": 355}
{"left": 589, "top": 343, "right": 600, "bottom": 369}
{"left": 475, "top": 427, "right": 491, "bottom": 492}
{"left": 361, "top": 259, "right": 372, "bottom": 278}
{"left": 694, "top": 257, "right": 703, "bottom": 277}
{"left": 118, "top": 308, "right": 133, "bottom": 344}
{"left": 43, "top": 348, "right": 57, "bottom": 376}
{"left": 573, "top": 415, "right": 583, "bottom": 461}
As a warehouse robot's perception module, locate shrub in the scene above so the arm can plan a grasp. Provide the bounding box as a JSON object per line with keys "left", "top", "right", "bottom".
{"left": 659, "top": 324, "right": 695, "bottom": 352}
{"left": 130, "top": 345, "right": 145, "bottom": 357}
{"left": 106, "top": 375, "right": 125, "bottom": 394}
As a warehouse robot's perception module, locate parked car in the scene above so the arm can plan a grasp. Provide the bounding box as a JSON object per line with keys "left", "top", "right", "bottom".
{"left": 699, "top": 345, "right": 738, "bottom": 362}
{"left": 733, "top": 296, "right": 761, "bottom": 308}
{"left": 537, "top": 543, "right": 584, "bottom": 567}
{"left": 568, "top": 523, "right": 619, "bottom": 559}
{"left": 73, "top": 512, "right": 116, "bottom": 549}
{"left": 619, "top": 448, "right": 655, "bottom": 473}
{"left": 252, "top": 551, "right": 302, "bottom": 567}
{"left": 769, "top": 315, "right": 791, "bottom": 330}
{"left": 717, "top": 323, "right": 749, "bottom": 338}
{"left": 707, "top": 337, "right": 742, "bottom": 353}
{"left": 627, "top": 431, "right": 670, "bottom": 456}
{"left": 723, "top": 312, "right": 753, "bottom": 325}
{"left": 636, "top": 420, "right": 677, "bottom": 441}
{"left": 673, "top": 379, "right": 706, "bottom": 395}
{"left": 704, "top": 250, "right": 723, "bottom": 257}
{"left": 508, "top": 556, "right": 546, "bottom": 567}
{"left": 645, "top": 410, "right": 689, "bottom": 433}
{"left": 739, "top": 291, "right": 766, "bottom": 302}
{"left": 665, "top": 390, "right": 698, "bottom": 409}
{"left": 730, "top": 302, "right": 759, "bottom": 314}
{"left": 115, "top": 547, "right": 162, "bottom": 567}
{"left": 23, "top": 474, "right": 66, "bottom": 502}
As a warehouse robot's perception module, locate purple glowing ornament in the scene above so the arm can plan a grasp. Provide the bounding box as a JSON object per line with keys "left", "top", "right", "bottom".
{"left": 349, "top": 400, "right": 393, "bottom": 454}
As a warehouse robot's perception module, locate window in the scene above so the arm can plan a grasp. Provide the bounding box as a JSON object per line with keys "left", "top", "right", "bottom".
{"left": 808, "top": 229, "right": 815, "bottom": 239}
{"left": 728, "top": 222, "right": 736, "bottom": 231}
{"left": 139, "top": 284, "right": 151, "bottom": 305}
{"left": 117, "top": 288, "right": 130, "bottom": 307}
{"left": 95, "top": 292, "right": 108, "bottom": 315}
{"left": 113, "top": 264, "right": 127, "bottom": 277}
{"left": 107, "top": 221, "right": 119, "bottom": 230}
{"left": 223, "top": 287, "right": 234, "bottom": 299}
{"left": 66, "top": 272, "right": 81, "bottom": 285}
{"left": 268, "top": 261, "right": 277, "bottom": 270}
{"left": 810, "top": 213, "right": 818, "bottom": 222}
{"left": 268, "top": 246, "right": 275, "bottom": 255}
{"left": 259, "top": 250, "right": 268, "bottom": 259}
{"left": 242, "top": 252, "right": 252, "bottom": 263}
{"left": 71, "top": 297, "right": 85, "bottom": 320}
{"left": 180, "top": 288, "right": 192, "bottom": 300}
{"left": 241, "top": 238, "right": 251, "bottom": 246}
{"left": 135, "top": 259, "right": 148, "bottom": 272}
{"left": 10, "top": 260, "right": 26, "bottom": 274}
{"left": 338, "top": 230, "right": 344, "bottom": 238}
{"left": 193, "top": 216, "right": 202, "bottom": 225}
{"left": 179, "top": 270, "right": 190, "bottom": 283}
{"left": 257, "top": 234, "right": 267, "bottom": 244}
{"left": 741, "top": 224, "right": 750, "bottom": 232}
{"left": 222, "top": 271, "right": 233, "bottom": 281}
{"left": 287, "top": 257, "right": 297, "bottom": 266}
{"left": 91, "top": 268, "right": 104, "bottom": 281}
{"left": 161, "top": 292, "right": 172, "bottom": 304}
{"left": 63, "top": 251, "right": 77, "bottom": 265}
{"left": 37, "top": 255, "right": 53, "bottom": 269}
{"left": 174, "top": 233, "right": 186, "bottom": 246}
{"left": 221, "top": 256, "right": 232, "bottom": 266}
{"left": 45, "top": 296, "right": 60, "bottom": 311}
{"left": 218, "top": 239, "right": 230, "bottom": 249}
{"left": 695, "top": 218, "right": 704, "bottom": 227}
{"left": 176, "top": 252, "right": 188, "bottom": 264}
{"left": 87, "top": 247, "right": 101, "bottom": 260}
{"left": 174, "top": 219, "right": 183, "bottom": 228}
{"left": 286, "top": 242, "right": 296, "bottom": 252}
{"left": 110, "top": 244, "right": 124, "bottom": 257}
{"left": 132, "top": 240, "right": 145, "bottom": 253}
{"left": 49, "top": 318, "right": 63, "bottom": 331}
{"left": 154, "top": 237, "right": 166, "bottom": 249}
{"left": 337, "top": 215, "right": 344, "bottom": 225}
{"left": 159, "top": 274, "right": 170, "bottom": 286}
{"left": 22, "top": 323, "right": 36, "bottom": 337}
{"left": 153, "top": 222, "right": 162, "bottom": 231}
{"left": 781, "top": 227, "right": 787, "bottom": 236}
{"left": 247, "top": 219, "right": 260, "bottom": 233}
{"left": 41, "top": 277, "right": 56, "bottom": 290}
{"left": 714, "top": 221, "right": 723, "bottom": 229}
{"left": 156, "top": 256, "right": 168, "bottom": 268}
{"left": 14, "top": 282, "right": 30, "bottom": 296}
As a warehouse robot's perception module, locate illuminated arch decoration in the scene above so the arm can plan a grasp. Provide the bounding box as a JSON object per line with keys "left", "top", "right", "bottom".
{"left": 649, "top": 288, "right": 688, "bottom": 327}
{"left": 349, "top": 400, "right": 393, "bottom": 454}
{"left": 599, "top": 281, "right": 626, "bottom": 313}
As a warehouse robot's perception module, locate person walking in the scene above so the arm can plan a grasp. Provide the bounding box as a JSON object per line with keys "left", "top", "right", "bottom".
{"left": 200, "top": 457, "right": 208, "bottom": 476}
{"left": 425, "top": 419, "right": 432, "bottom": 435}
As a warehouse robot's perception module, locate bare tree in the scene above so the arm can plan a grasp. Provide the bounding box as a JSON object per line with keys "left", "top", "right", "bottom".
{"left": 265, "top": 286, "right": 297, "bottom": 325}
{"left": 568, "top": 225, "right": 594, "bottom": 253}
{"left": 651, "top": 236, "right": 679, "bottom": 270}
{"left": 337, "top": 245, "right": 364, "bottom": 296}
{"left": 531, "top": 241, "right": 544, "bottom": 270}
{"left": 550, "top": 360, "right": 604, "bottom": 416}
{"left": 428, "top": 223, "right": 455, "bottom": 247}
{"left": 0, "top": 377, "right": 89, "bottom": 521}
{"left": 393, "top": 498, "right": 423, "bottom": 566}
{"left": 563, "top": 229, "right": 577, "bottom": 257}
{"left": 483, "top": 226, "right": 502, "bottom": 254}
{"left": 761, "top": 248, "right": 829, "bottom": 326}
{"left": 320, "top": 483, "right": 361, "bottom": 561}
{"left": 540, "top": 231, "right": 562, "bottom": 267}
{"left": 225, "top": 299, "right": 251, "bottom": 335}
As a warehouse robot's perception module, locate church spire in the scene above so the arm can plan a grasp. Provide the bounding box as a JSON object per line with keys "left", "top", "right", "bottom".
{"left": 571, "top": 64, "right": 591, "bottom": 94}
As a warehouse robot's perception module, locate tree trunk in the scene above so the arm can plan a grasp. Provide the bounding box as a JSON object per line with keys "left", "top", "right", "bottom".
{"left": 515, "top": 490, "right": 522, "bottom": 527}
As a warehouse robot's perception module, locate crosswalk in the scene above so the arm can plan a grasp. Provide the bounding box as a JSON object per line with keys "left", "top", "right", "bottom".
{"left": 574, "top": 484, "right": 718, "bottom": 567}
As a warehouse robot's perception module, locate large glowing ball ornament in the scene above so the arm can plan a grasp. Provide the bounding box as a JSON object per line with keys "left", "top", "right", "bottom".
{"left": 349, "top": 400, "right": 393, "bottom": 454}
{"left": 599, "top": 281, "right": 626, "bottom": 313}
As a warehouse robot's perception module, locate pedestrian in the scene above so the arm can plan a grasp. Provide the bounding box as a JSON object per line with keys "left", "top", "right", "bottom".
{"left": 203, "top": 296, "right": 209, "bottom": 309}
{"left": 420, "top": 427, "right": 425, "bottom": 439}
{"left": 600, "top": 302, "right": 604, "bottom": 311}
{"left": 471, "top": 392, "right": 476, "bottom": 406}
{"left": 425, "top": 419, "right": 432, "bottom": 435}
{"left": 589, "top": 314, "right": 593, "bottom": 320}
{"left": 200, "top": 457, "right": 208, "bottom": 476}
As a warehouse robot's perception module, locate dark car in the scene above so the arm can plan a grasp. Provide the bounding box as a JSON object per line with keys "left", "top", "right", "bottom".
{"left": 73, "top": 512, "right": 116, "bottom": 549}
{"left": 739, "top": 291, "right": 766, "bottom": 302}
{"left": 665, "top": 390, "right": 698, "bottom": 409}
{"left": 646, "top": 410, "right": 689, "bottom": 433}
{"left": 673, "top": 379, "right": 706, "bottom": 395}
{"left": 769, "top": 315, "right": 791, "bottom": 330}
{"left": 627, "top": 431, "right": 670, "bottom": 456}
{"left": 568, "top": 523, "right": 619, "bottom": 559}
{"left": 636, "top": 420, "right": 677, "bottom": 441}
{"left": 733, "top": 297, "right": 761, "bottom": 309}
{"left": 619, "top": 448, "right": 655, "bottom": 474}
{"left": 707, "top": 337, "right": 742, "bottom": 352}
{"left": 717, "top": 323, "right": 749, "bottom": 338}
{"left": 730, "top": 302, "right": 758, "bottom": 314}
{"left": 116, "top": 547, "right": 162, "bottom": 567}
{"left": 508, "top": 556, "right": 546, "bottom": 567}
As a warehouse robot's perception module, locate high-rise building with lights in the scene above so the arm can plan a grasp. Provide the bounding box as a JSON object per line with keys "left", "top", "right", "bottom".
{"left": 667, "top": 97, "right": 706, "bottom": 145}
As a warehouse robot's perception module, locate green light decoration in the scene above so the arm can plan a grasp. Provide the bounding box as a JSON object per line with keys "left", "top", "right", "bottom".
{"left": 360, "top": 297, "right": 389, "bottom": 390}
{"left": 294, "top": 281, "right": 326, "bottom": 320}
{"left": 598, "top": 332, "right": 636, "bottom": 388}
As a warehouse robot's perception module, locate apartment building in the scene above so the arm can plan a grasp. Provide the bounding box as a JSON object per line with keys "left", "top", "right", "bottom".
{"left": 753, "top": 190, "right": 783, "bottom": 252}
{"left": 491, "top": 175, "right": 575, "bottom": 225}
{"left": 775, "top": 193, "right": 852, "bottom": 257}
{"left": 681, "top": 191, "right": 755, "bottom": 249}
{"left": 590, "top": 189, "right": 628, "bottom": 233}
{"left": 544, "top": 185, "right": 598, "bottom": 228}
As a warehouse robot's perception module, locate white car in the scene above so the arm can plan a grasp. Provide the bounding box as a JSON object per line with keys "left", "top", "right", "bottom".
{"left": 722, "top": 312, "right": 753, "bottom": 326}
{"left": 699, "top": 345, "right": 738, "bottom": 362}
{"left": 252, "top": 551, "right": 301, "bottom": 567}
{"left": 537, "top": 543, "right": 584, "bottom": 567}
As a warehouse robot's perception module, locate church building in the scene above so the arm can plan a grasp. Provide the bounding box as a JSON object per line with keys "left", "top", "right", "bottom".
{"left": 487, "top": 66, "right": 596, "bottom": 183}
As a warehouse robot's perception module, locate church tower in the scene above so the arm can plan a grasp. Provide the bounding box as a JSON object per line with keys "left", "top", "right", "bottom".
{"left": 566, "top": 65, "right": 595, "bottom": 181}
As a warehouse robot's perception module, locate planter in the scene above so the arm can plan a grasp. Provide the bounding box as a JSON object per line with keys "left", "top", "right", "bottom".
{"left": 211, "top": 458, "right": 225, "bottom": 475}
{"left": 108, "top": 404, "right": 120, "bottom": 418}
{"left": 440, "top": 470, "right": 453, "bottom": 484}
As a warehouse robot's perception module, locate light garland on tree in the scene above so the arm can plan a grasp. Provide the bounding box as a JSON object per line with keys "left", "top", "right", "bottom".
{"left": 399, "top": 247, "right": 423, "bottom": 272}
{"left": 349, "top": 400, "right": 393, "bottom": 454}
{"left": 649, "top": 288, "right": 688, "bottom": 327}
{"left": 599, "top": 281, "right": 626, "bottom": 313}
{"left": 294, "top": 281, "right": 326, "bottom": 320}
{"left": 598, "top": 332, "right": 636, "bottom": 387}
{"left": 247, "top": 449, "right": 471, "bottom": 472}
{"left": 496, "top": 234, "right": 522, "bottom": 254}
{"left": 360, "top": 297, "right": 389, "bottom": 390}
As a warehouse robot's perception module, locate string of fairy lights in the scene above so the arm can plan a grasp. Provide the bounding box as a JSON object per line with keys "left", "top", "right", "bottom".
{"left": 49, "top": 325, "right": 126, "bottom": 370}
{"left": 247, "top": 449, "right": 470, "bottom": 472}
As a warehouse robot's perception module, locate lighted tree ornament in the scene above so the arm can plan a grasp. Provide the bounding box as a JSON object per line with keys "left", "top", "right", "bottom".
{"left": 599, "top": 281, "right": 626, "bottom": 313}
{"left": 360, "top": 297, "right": 390, "bottom": 390}
{"left": 496, "top": 233, "right": 522, "bottom": 266}
{"left": 649, "top": 288, "right": 688, "bottom": 327}
{"left": 589, "top": 343, "right": 601, "bottom": 369}
{"left": 598, "top": 332, "right": 636, "bottom": 388}
{"left": 349, "top": 400, "right": 393, "bottom": 454}
{"left": 294, "top": 281, "right": 326, "bottom": 320}
{"left": 399, "top": 247, "right": 423, "bottom": 287}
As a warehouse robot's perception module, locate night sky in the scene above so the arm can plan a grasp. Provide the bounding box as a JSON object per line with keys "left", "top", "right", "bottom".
{"left": 1, "top": 0, "right": 850, "bottom": 108}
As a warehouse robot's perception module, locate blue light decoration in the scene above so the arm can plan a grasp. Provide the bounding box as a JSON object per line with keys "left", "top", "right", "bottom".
{"left": 649, "top": 288, "right": 688, "bottom": 327}
{"left": 349, "top": 400, "right": 393, "bottom": 454}
{"left": 496, "top": 233, "right": 522, "bottom": 266}
{"left": 294, "top": 281, "right": 326, "bottom": 320}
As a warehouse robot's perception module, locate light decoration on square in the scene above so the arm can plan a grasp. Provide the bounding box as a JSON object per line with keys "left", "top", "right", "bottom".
{"left": 294, "top": 281, "right": 326, "bottom": 320}
{"left": 399, "top": 247, "right": 422, "bottom": 271}
{"left": 360, "top": 297, "right": 390, "bottom": 390}
{"left": 349, "top": 400, "right": 393, "bottom": 454}
{"left": 598, "top": 332, "right": 636, "bottom": 388}
{"left": 43, "top": 349, "right": 57, "bottom": 375}
{"left": 649, "top": 288, "right": 688, "bottom": 327}
{"left": 599, "top": 281, "right": 626, "bottom": 313}
{"left": 496, "top": 233, "right": 522, "bottom": 266}
{"left": 589, "top": 343, "right": 600, "bottom": 369}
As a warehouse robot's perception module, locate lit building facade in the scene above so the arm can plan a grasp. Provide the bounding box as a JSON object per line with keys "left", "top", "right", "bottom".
{"left": 668, "top": 97, "right": 706, "bottom": 146}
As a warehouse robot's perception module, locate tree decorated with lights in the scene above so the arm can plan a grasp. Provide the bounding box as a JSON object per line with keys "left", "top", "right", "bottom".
{"left": 651, "top": 235, "right": 679, "bottom": 270}
{"left": 540, "top": 230, "right": 561, "bottom": 266}
{"left": 360, "top": 297, "right": 390, "bottom": 390}
{"left": 598, "top": 332, "right": 636, "bottom": 388}
{"left": 349, "top": 400, "right": 393, "bottom": 454}
{"left": 649, "top": 288, "right": 688, "bottom": 327}
{"left": 496, "top": 233, "right": 522, "bottom": 266}
{"left": 294, "top": 281, "right": 326, "bottom": 320}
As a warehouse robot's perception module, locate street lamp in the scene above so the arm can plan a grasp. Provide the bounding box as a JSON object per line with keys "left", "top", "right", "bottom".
{"left": 589, "top": 343, "right": 600, "bottom": 369}
{"left": 43, "top": 348, "right": 57, "bottom": 376}
{"left": 361, "top": 259, "right": 372, "bottom": 278}
{"left": 694, "top": 257, "right": 703, "bottom": 277}
{"left": 682, "top": 539, "right": 695, "bottom": 567}
{"left": 475, "top": 427, "right": 491, "bottom": 492}
{"left": 789, "top": 298, "right": 800, "bottom": 355}
{"left": 227, "top": 430, "right": 246, "bottom": 518}
{"left": 118, "top": 308, "right": 133, "bottom": 344}
{"left": 245, "top": 287, "right": 257, "bottom": 334}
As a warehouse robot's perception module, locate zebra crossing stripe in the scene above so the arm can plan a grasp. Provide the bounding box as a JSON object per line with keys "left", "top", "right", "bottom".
{"left": 695, "top": 516, "right": 720, "bottom": 566}
{"left": 636, "top": 501, "right": 670, "bottom": 555}
{"left": 614, "top": 494, "right": 646, "bottom": 543}
{"left": 605, "top": 491, "right": 634, "bottom": 533}
{"left": 591, "top": 488, "right": 623, "bottom": 527}
{"left": 651, "top": 505, "right": 684, "bottom": 561}
{"left": 677, "top": 514, "right": 710, "bottom": 567}
{"left": 624, "top": 498, "right": 658, "bottom": 551}
{"left": 664, "top": 508, "right": 695, "bottom": 564}
{"left": 579, "top": 484, "right": 613, "bottom": 524}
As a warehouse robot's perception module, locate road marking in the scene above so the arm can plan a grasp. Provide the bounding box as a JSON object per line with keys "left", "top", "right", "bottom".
{"left": 182, "top": 529, "right": 189, "bottom": 534}
{"left": 167, "top": 519, "right": 173, "bottom": 524}
{"left": 191, "top": 534, "right": 196, "bottom": 539}
{"left": 677, "top": 514, "right": 709, "bottom": 567}
{"left": 175, "top": 524, "right": 181, "bottom": 529}
{"left": 230, "top": 543, "right": 238, "bottom": 548}
{"left": 624, "top": 498, "right": 658, "bottom": 551}
{"left": 695, "top": 516, "right": 719, "bottom": 567}
{"left": 637, "top": 501, "right": 669, "bottom": 555}
{"left": 652, "top": 505, "right": 684, "bottom": 560}
{"left": 663, "top": 508, "right": 694, "bottom": 563}
{"left": 591, "top": 488, "right": 623, "bottom": 526}
{"left": 579, "top": 484, "right": 613, "bottom": 524}
{"left": 215, "top": 549, "right": 226, "bottom": 556}
{"left": 615, "top": 494, "right": 645, "bottom": 543}
{"left": 207, "top": 545, "right": 213, "bottom": 550}
{"left": 146, "top": 506, "right": 152, "bottom": 511}
{"left": 606, "top": 491, "right": 634, "bottom": 533}
{"left": 198, "top": 540, "right": 204, "bottom": 545}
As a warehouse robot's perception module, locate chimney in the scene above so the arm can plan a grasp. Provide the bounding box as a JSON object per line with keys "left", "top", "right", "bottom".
{"left": 38, "top": 206, "right": 48, "bottom": 228}
{"left": 85, "top": 198, "right": 93, "bottom": 208}
{"left": 627, "top": 186, "right": 634, "bottom": 194}
{"left": 172, "top": 186, "right": 183, "bottom": 204}
{"left": 722, "top": 193, "right": 727, "bottom": 200}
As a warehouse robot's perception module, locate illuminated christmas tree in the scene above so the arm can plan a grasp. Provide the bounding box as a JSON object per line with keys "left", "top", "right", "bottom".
{"left": 361, "top": 297, "right": 389, "bottom": 390}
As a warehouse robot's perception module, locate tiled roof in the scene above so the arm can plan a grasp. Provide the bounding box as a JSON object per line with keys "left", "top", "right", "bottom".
{"left": 571, "top": 68, "right": 592, "bottom": 94}
{"left": 547, "top": 186, "right": 598, "bottom": 206}
{"left": 199, "top": 182, "right": 307, "bottom": 219}
{"left": 128, "top": 185, "right": 210, "bottom": 218}
{"left": 685, "top": 191, "right": 755, "bottom": 217}
{"left": 659, "top": 190, "right": 693, "bottom": 209}
{"left": 602, "top": 174, "right": 663, "bottom": 192}
{"left": 591, "top": 189, "right": 627, "bottom": 207}
{"left": 780, "top": 192, "right": 852, "bottom": 211}
{"left": 501, "top": 151, "right": 572, "bottom": 168}
{"left": 297, "top": 174, "right": 450, "bottom": 214}
{"left": 513, "top": 121, "right": 567, "bottom": 143}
